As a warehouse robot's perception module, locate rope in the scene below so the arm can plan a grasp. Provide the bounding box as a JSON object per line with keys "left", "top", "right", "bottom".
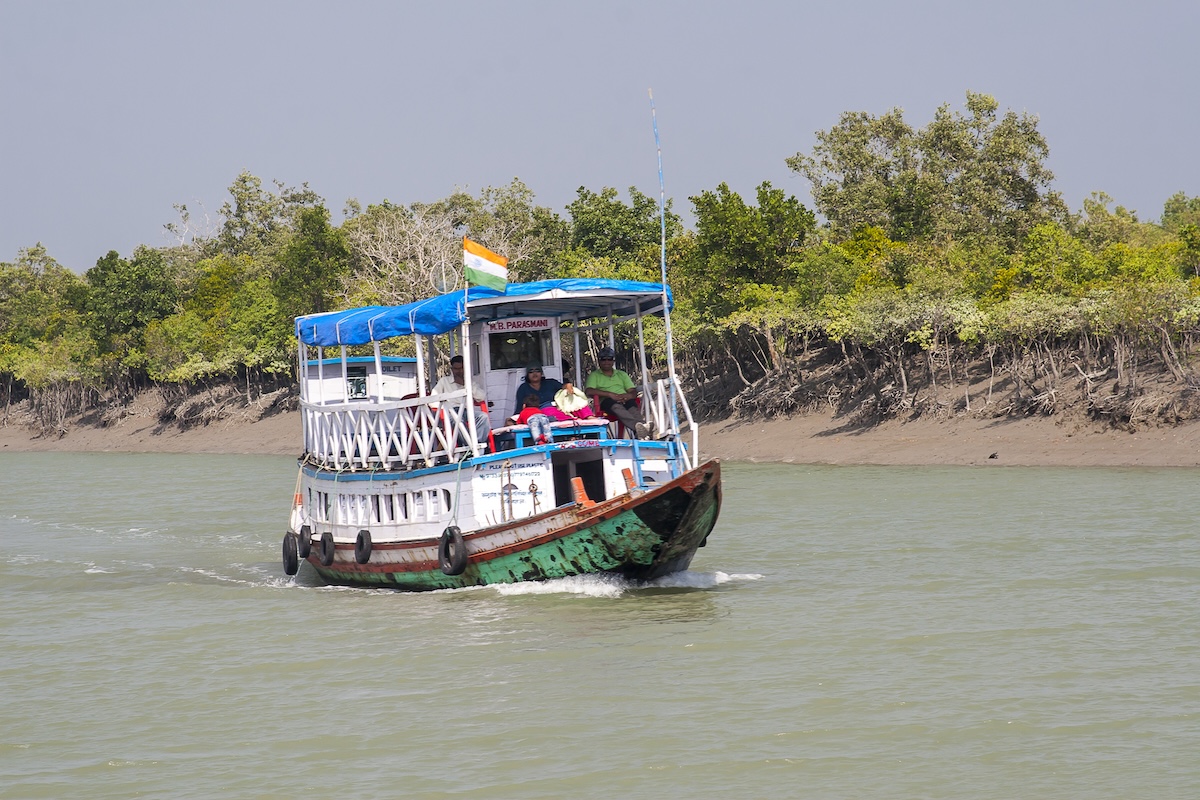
{"left": 449, "top": 451, "right": 469, "bottom": 528}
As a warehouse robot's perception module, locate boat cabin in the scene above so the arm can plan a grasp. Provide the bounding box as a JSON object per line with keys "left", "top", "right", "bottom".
{"left": 475, "top": 315, "right": 562, "bottom": 428}
{"left": 297, "top": 316, "right": 581, "bottom": 432}
{"left": 293, "top": 280, "right": 696, "bottom": 474}
{"left": 301, "top": 356, "right": 418, "bottom": 405}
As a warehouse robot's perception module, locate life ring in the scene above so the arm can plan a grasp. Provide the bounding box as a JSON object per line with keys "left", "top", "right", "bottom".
{"left": 355, "top": 530, "right": 373, "bottom": 564}
{"left": 282, "top": 532, "right": 299, "bottom": 576}
{"left": 298, "top": 525, "right": 312, "bottom": 559}
{"left": 319, "top": 532, "right": 336, "bottom": 566}
{"left": 438, "top": 526, "right": 468, "bottom": 575}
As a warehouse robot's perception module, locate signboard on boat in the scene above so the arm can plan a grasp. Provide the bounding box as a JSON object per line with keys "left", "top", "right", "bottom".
{"left": 484, "top": 317, "right": 554, "bottom": 333}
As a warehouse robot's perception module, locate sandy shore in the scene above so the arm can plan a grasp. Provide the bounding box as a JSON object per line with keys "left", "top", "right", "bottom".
{"left": 704, "top": 412, "right": 1200, "bottom": 467}
{"left": 3, "top": 407, "right": 1199, "bottom": 467}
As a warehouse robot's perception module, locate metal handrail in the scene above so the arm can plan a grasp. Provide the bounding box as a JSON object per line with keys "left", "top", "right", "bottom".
{"left": 643, "top": 378, "right": 698, "bottom": 471}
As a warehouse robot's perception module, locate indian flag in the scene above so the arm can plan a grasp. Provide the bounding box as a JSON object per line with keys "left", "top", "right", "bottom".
{"left": 463, "top": 237, "right": 508, "bottom": 291}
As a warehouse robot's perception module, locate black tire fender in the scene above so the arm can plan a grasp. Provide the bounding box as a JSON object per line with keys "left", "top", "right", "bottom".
{"left": 319, "top": 531, "right": 336, "bottom": 566}
{"left": 438, "top": 526, "right": 468, "bottom": 576}
{"left": 298, "top": 524, "right": 312, "bottom": 559}
{"left": 282, "top": 532, "right": 299, "bottom": 576}
{"left": 355, "top": 529, "right": 373, "bottom": 564}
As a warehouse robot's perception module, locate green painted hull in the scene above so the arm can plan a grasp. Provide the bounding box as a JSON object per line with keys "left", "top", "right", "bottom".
{"left": 307, "top": 460, "right": 721, "bottom": 591}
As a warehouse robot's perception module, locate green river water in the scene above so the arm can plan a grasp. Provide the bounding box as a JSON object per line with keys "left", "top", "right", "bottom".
{"left": 1, "top": 453, "right": 1197, "bottom": 799}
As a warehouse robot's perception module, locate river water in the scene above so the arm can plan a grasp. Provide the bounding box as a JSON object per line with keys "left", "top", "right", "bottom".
{"left": 1, "top": 453, "right": 1197, "bottom": 799}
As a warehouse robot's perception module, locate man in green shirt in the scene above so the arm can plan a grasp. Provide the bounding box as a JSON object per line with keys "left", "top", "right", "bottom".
{"left": 584, "top": 346, "right": 647, "bottom": 437}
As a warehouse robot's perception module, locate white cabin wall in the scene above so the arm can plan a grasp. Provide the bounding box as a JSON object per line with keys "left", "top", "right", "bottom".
{"left": 302, "top": 359, "right": 417, "bottom": 405}
{"left": 472, "top": 318, "right": 563, "bottom": 426}
{"left": 370, "top": 374, "right": 417, "bottom": 401}
{"left": 470, "top": 451, "right": 554, "bottom": 529}
{"left": 300, "top": 470, "right": 481, "bottom": 543}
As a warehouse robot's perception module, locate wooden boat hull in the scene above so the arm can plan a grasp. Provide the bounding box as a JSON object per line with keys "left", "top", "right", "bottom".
{"left": 304, "top": 459, "right": 721, "bottom": 591}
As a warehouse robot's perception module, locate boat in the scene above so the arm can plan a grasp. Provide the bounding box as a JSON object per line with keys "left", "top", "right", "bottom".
{"left": 280, "top": 278, "right": 721, "bottom": 590}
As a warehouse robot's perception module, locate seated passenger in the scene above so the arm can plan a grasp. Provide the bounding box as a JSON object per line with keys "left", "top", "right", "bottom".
{"left": 512, "top": 362, "right": 562, "bottom": 416}
{"left": 509, "top": 393, "right": 553, "bottom": 445}
{"left": 584, "top": 346, "right": 646, "bottom": 437}
{"left": 554, "top": 379, "right": 595, "bottom": 419}
{"left": 431, "top": 355, "right": 491, "bottom": 443}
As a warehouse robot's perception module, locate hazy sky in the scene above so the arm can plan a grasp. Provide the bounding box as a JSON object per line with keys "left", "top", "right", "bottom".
{"left": 2, "top": 0, "right": 1196, "bottom": 272}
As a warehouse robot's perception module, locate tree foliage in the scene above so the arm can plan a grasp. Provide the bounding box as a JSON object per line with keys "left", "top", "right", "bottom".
{"left": 209, "top": 171, "right": 322, "bottom": 258}
{"left": 273, "top": 205, "right": 349, "bottom": 320}
{"left": 342, "top": 179, "right": 565, "bottom": 306}
{"left": 566, "top": 185, "right": 681, "bottom": 260}
{"left": 85, "top": 246, "right": 178, "bottom": 350}
{"left": 789, "top": 92, "right": 1067, "bottom": 249}
{"left": 3, "top": 99, "right": 1200, "bottom": 428}
{"left": 680, "top": 181, "right": 819, "bottom": 325}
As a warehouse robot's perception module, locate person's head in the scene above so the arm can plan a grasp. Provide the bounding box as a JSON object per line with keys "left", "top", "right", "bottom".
{"left": 562, "top": 378, "right": 574, "bottom": 390}
{"left": 449, "top": 355, "right": 464, "bottom": 378}
{"left": 597, "top": 346, "right": 616, "bottom": 369}
{"left": 525, "top": 363, "right": 543, "bottom": 383}
{"left": 522, "top": 393, "right": 540, "bottom": 409}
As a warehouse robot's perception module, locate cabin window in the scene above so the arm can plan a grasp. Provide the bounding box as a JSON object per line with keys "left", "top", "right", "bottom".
{"left": 346, "top": 365, "right": 368, "bottom": 399}
{"left": 489, "top": 329, "right": 553, "bottom": 370}
{"left": 415, "top": 489, "right": 453, "bottom": 519}
{"left": 406, "top": 489, "right": 451, "bottom": 521}
{"left": 333, "top": 493, "right": 377, "bottom": 525}
{"left": 370, "top": 493, "right": 406, "bottom": 524}
{"left": 314, "top": 491, "right": 331, "bottom": 522}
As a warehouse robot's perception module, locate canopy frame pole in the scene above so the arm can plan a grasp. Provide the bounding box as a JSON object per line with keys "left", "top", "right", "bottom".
{"left": 372, "top": 341, "right": 383, "bottom": 402}
{"left": 339, "top": 346, "right": 349, "bottom": 401}
{"left": 635, "top": 301, "right": 650, "bottom": 414}
{"left": 316, "top": 347, "right": 325, "bottom": 405}
{"left": 415, "top": 335, "right": 428, "bottom": 397}
{"left": 298, "top": 342, "right": 307, "bottom": 403}
{"left": 573, "top": 324, "right": 583, "bottom": 385}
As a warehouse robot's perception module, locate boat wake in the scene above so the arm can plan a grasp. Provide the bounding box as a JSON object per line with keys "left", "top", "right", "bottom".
{"left": 492, "top": 570, "right": 763, "bottom": 598}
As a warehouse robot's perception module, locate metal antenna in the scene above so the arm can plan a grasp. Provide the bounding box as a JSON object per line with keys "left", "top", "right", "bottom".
{"left": 649, "top": 89, "right": 679, "bottom": 427}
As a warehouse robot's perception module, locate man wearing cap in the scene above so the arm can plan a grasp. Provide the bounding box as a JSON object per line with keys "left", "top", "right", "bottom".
{"left": 431, "top": 354, "right": 491, "bottom": 443}
{"left": 512, "top": 363, "right": 563, "bottom": 416}
{"left": 584, "top": 346, "right": 646, "bottom": 436}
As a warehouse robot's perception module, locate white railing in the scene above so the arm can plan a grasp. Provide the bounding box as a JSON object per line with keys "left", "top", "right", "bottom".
{"left": 302, "top": 391, "right": 477, "bottom": 470}
{"left": 643, "top": 378, "right": 698, "bottom": 471}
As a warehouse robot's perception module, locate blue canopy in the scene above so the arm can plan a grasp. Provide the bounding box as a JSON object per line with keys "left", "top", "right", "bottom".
{"left": 295, "top": 279, "right": 673, "bottom": 347}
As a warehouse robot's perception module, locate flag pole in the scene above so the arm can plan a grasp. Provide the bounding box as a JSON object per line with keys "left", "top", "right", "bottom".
{"left": 462, "top": 235, "right": 470, "bottom": 330}
{"left": 459, "top": 237, "right": 475, "bottom": 455}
